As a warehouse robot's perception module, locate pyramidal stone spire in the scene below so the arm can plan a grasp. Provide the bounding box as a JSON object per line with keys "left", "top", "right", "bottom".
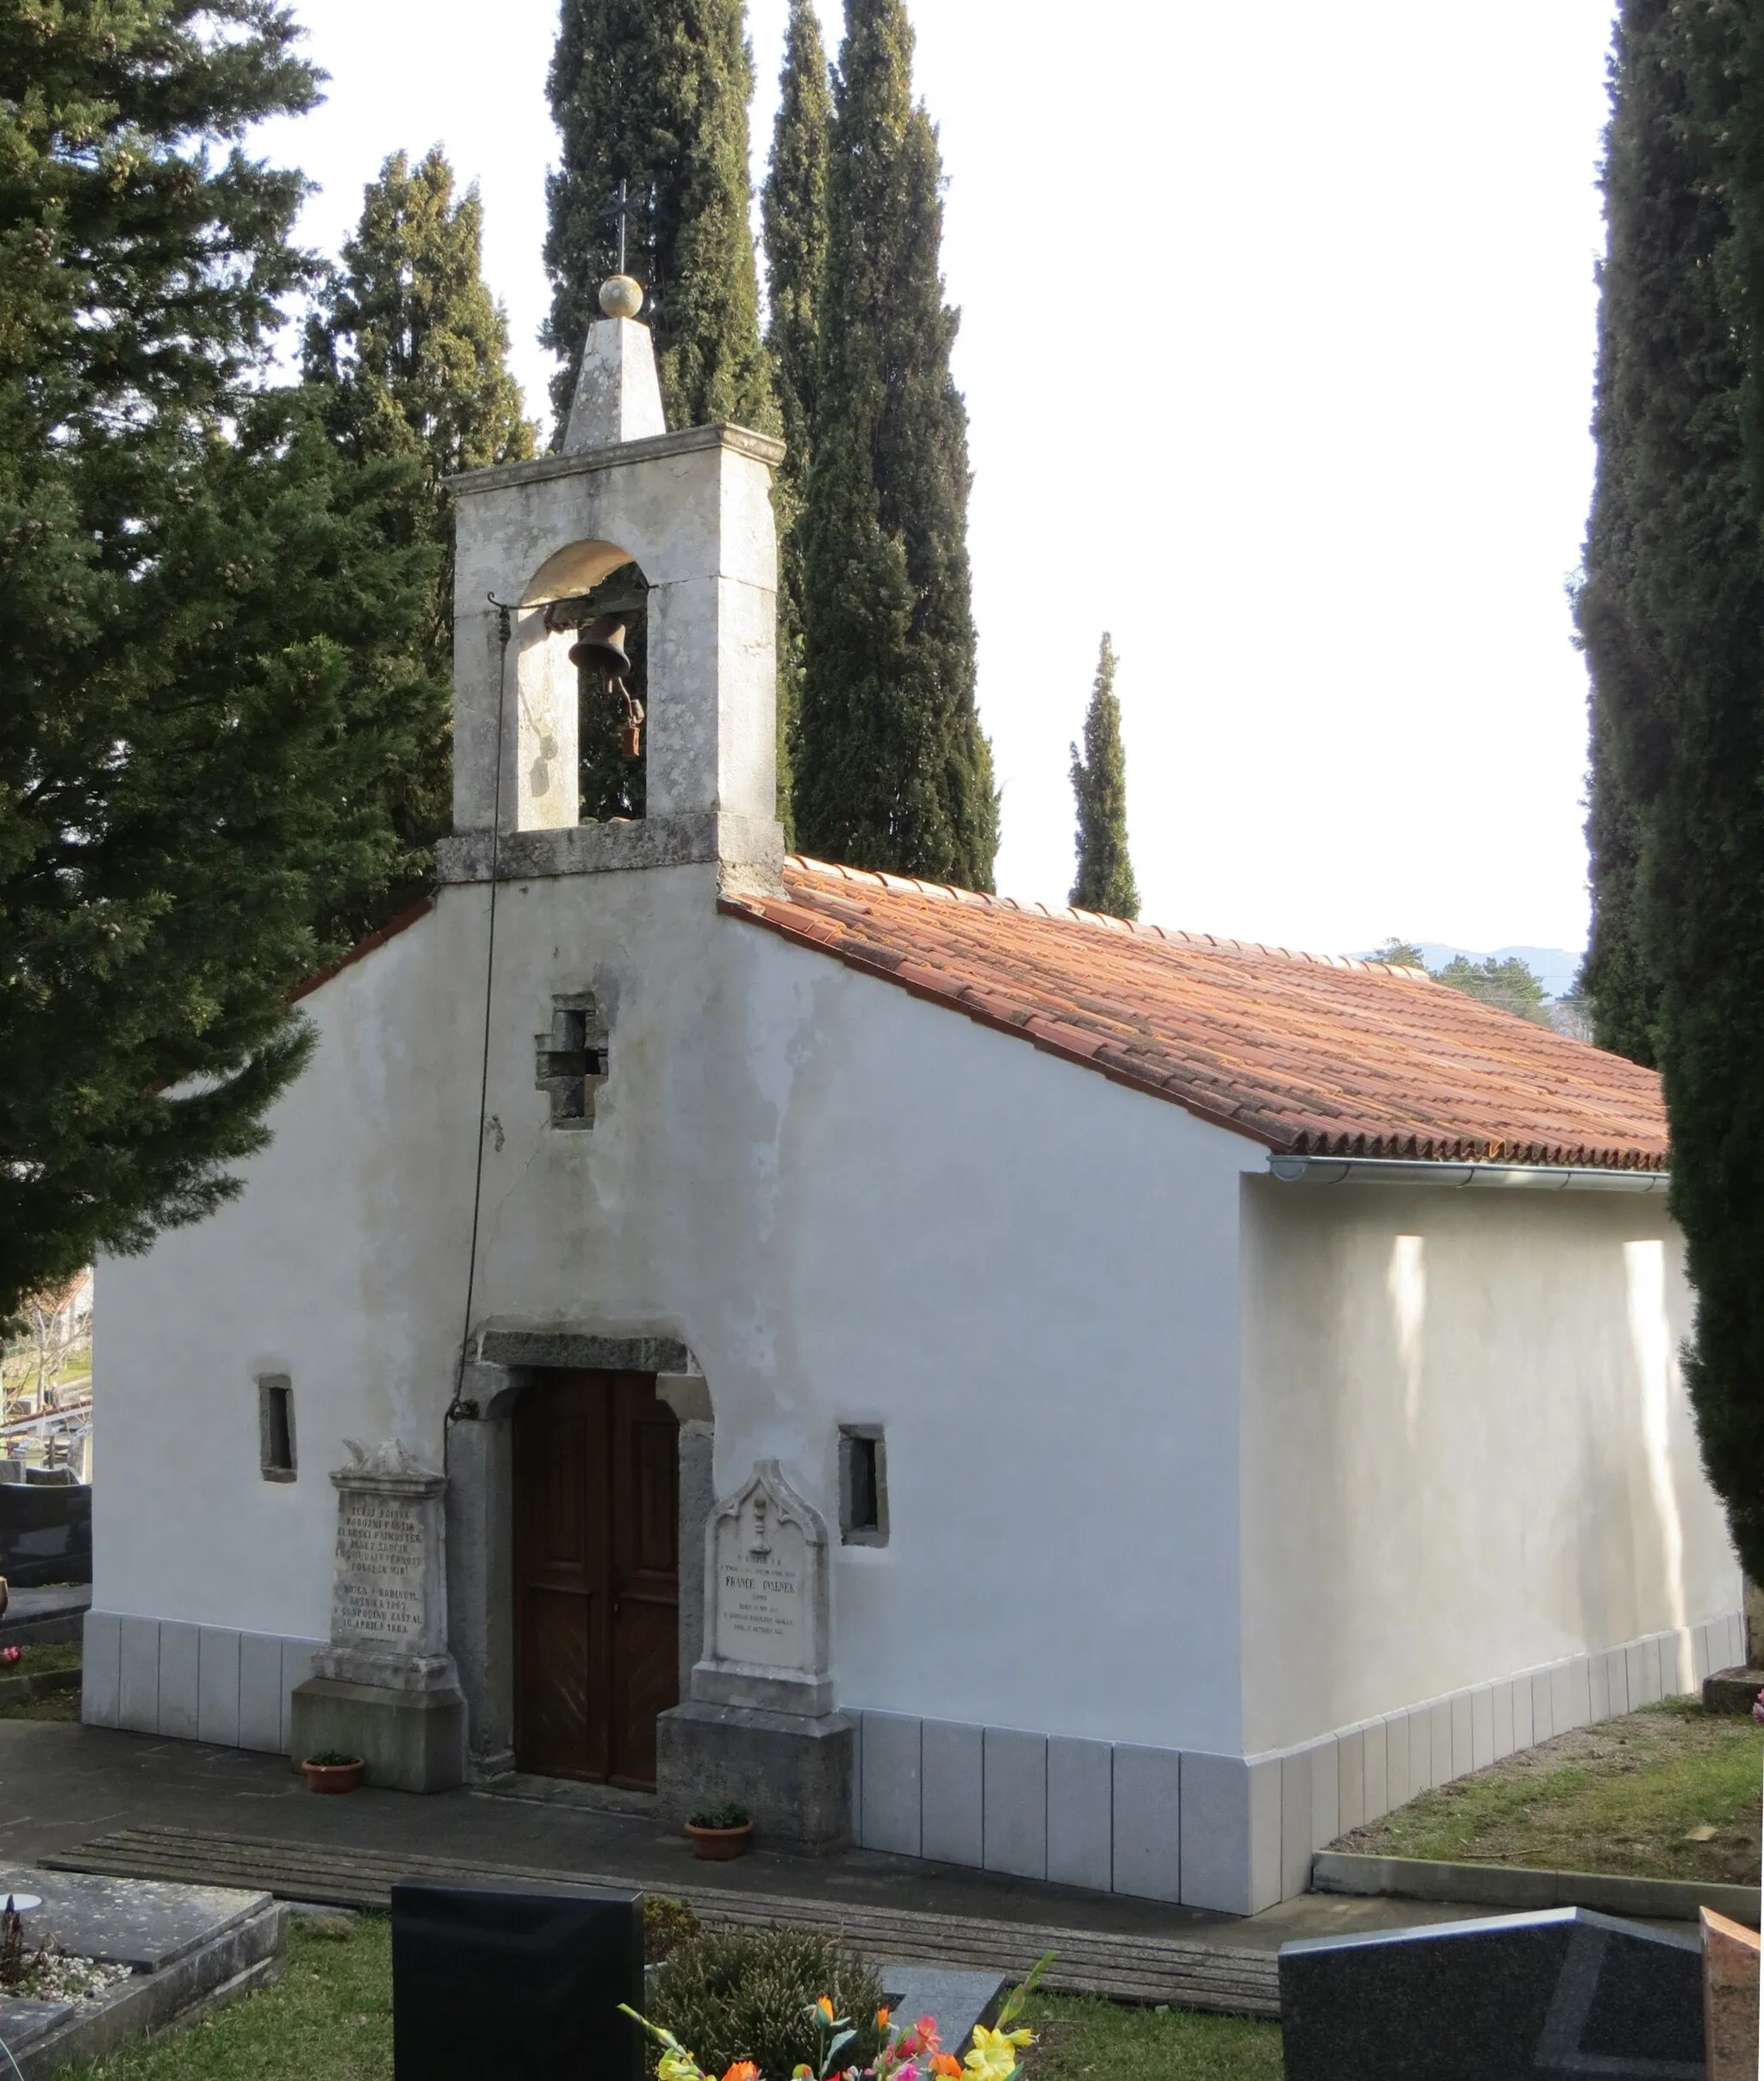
{"left": 562, "top": 276, "right": 668, "bottom": 452}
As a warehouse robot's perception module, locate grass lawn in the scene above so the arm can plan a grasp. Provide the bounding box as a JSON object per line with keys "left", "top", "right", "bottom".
{"left": 1020, "top": 1994, "right": 1283, "bottom": 2079}
{"left": 1334, "top": 1699, "right": 1764, "bottom": 1885}
{"left": 42, "top": 1916, "right": 1289, "bottom": 2081}
{"left": 65, "top": 1916, "right": 392, "bottom": 2080}
{"left": 0, "top": 1639, "right": 84, "bottom": 1722}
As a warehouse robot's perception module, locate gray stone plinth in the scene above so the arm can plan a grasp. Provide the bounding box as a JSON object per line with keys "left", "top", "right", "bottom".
{"left": 656, "top": 1700, "right": 854, "bottom": 1854}
{"left": 289, "top": 1676, "right": 467, "bottom": 1793}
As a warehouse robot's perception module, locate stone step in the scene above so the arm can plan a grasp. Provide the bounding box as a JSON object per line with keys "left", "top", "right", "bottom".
{"left": 43, "top": 1827, "right": 1282, "bottom": 2017}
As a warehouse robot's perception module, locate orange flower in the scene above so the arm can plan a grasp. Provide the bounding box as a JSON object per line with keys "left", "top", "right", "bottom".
{"left": 721, "top": 2065, "right": 758, "bottom": 2081}
{"left": 930, "top": 2056, "right": 961, "bottom": 2077}
{"left": 876, "top": 2007, "right": 891, "bottom": 2031}
{"left": 816, "top": 1997, "right": 835, "bottom": 2023}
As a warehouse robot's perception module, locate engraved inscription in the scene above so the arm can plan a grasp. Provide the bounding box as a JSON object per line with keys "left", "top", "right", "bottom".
{"left": 712, "top": 1507, "right": 811, "bottom": 1670}
{"left": 334, "top": 1496, "right": 426, "bottom": 1646}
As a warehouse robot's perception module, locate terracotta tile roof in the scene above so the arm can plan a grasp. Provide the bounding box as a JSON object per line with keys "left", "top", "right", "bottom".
{"left": 721, "top": 859, "right": 1668, "bottom": 1170}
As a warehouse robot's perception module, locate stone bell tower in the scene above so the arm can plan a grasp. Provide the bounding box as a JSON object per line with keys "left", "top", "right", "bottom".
{"left": 437, "top": 274, "right": 786, "bottom": 896}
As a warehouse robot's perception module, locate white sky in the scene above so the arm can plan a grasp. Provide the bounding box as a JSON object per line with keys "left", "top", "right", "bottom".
{"left": 254, "top": 0, "right": 1617, "bottom": 960}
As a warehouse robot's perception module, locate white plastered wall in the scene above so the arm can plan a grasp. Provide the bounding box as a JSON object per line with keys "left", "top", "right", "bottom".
{"left": 91, "top": 864, "right": 1254, "bottom": 1761}
{"left": 1238, "top": 1175, "right": 1742, "bottom": 1760}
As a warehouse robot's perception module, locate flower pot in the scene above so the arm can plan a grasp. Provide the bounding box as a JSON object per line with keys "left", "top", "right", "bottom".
{"left": 301, "top": 1757, "right": 365, "bottom": 1795}
{"left": 685, "top": 1820, "right": 754, "bottom": 1861}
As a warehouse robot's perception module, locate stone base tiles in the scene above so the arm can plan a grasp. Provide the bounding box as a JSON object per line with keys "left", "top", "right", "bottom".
{"left": 1700, "top": 1907, "right": 1761, "bottom": 2081}
{"left": 850, "top": 1612, "right": 1742, "bottom": 1914}
{"left": 83, "top": 1611, "right": 323, "bottom": 1755}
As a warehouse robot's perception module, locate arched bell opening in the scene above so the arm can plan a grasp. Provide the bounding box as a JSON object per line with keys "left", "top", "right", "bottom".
{"left": 509, "top": 540, "right": 649, "bottom": 833}
{"left": 545, "top": 562, "right": 649, "bottom": 826}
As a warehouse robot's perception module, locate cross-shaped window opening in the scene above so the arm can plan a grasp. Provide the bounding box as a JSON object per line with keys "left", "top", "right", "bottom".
{"left": 535, "top": 992, "right": 609, "bottom": 1128}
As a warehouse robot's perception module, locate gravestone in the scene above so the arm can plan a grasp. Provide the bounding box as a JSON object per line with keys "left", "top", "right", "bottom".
{"left": 656, "top": 1459, "right": 854, "bottom": 1850}
{"left": 288, "top": 1440, "right": 467, "bottom": 1791}
{"left": 1279, "top": 1906, "right": 1705, "bottom": 2080}
{"left": 390, "top": 1879, "right": 643, "bottom": 2081}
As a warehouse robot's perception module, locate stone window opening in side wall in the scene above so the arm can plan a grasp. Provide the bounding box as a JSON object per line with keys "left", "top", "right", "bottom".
{"left": 535, "top": 991, "right": 610, "bottom": 1128}
{"left": 258, "top": 1375, "right": 295, "bottom": 1482}
{"left": 839, "top": 1426, "right": 888, "bottom": 1547}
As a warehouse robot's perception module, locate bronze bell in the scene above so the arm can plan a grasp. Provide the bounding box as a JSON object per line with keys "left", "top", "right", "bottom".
{"left": 568, "top": 614, "right": 643, "bottom": 761}
{"left": 567, "top": 616, "right": 631, "bottom": 680}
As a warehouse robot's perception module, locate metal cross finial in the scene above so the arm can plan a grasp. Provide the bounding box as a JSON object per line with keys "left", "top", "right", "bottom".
{"left": 604, "top": 178, "right": 637, "bottom": 276}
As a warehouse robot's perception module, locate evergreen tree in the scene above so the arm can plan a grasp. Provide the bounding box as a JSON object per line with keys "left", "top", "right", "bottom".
{"left": 1432, "top": 954, "right": 1551, "bottom": 1025}
{"left": 304, "top": 149, "right": 535, "bottom": 892}
{"left": 543, "top": 0, "right": 774, "bottom": 438}
{"left": 1068, "top": 634, "right": 1138, "bottom": 920}
{"left": 0, "top": 1, "right": 437, "bottom": 1323}
{"left": 1576, "top": 0, "right": 1764, "bottom": 1577}
{"left": 762, "top": 0, "right": 832, "bottom": 843}
{"left": 796, "top": 0, "right": 997, "bottom": 888}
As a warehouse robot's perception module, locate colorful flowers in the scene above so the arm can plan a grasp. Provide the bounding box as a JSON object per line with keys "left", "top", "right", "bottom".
{"left": 623, "top": 1954, "right": 1050, "bottom": 2081}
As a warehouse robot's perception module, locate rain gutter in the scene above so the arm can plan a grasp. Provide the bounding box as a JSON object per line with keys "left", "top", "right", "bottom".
{"left": 1267, "top": 1156, "right": 1669, "bottom": 1194}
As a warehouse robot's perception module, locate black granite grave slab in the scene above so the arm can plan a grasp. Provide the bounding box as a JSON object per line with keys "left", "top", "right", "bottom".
{"left": 1278, "top": 1905, "right": 1704, "bottom": 2080}
{"left": 391, "top": 1877, "right": 643, "bottom": 2081}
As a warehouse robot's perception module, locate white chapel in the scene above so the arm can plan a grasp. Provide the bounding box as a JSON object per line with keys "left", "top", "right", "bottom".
{"left": 84, "top": 288, "right": 1743, "bottom": 1917}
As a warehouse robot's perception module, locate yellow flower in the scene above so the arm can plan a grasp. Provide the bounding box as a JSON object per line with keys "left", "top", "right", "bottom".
{"left": 658, "top": 2054, "right": 703, "bottom": 2081}
{"left": 816, "top": 1996, "right": 835, "bottom": 2022}
{"left": 962, "top": 2022, "right": 1033, "bottom": 2079}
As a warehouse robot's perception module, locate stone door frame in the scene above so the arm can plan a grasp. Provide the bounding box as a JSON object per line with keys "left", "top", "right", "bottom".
{"left": 444, "top": 1328, "right": 713, "bottom": 1782}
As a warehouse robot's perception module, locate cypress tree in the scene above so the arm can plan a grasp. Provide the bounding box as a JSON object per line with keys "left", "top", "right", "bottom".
{"left": 0, "top": 1, "right": 438, "bottom": 1322}
{"left": 761, "top": 0, "right": 832, "bottom": 846}
{"left": 796, "top": 0, "right": 997, "bottom": 889}
{"left": 1068, "top": 634, "right": 1139, "bottom": 920}
{"left": 1576, "top": 0, "right": 1764, "bottom": 1576}
{"left": 543, "top": 0, "right": 774, "bottom": 438}
{"left": 304, "top": 149, "right": 535, "bottom": 895}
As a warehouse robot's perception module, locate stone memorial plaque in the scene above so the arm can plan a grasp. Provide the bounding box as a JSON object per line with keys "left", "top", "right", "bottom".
{"left": 691, "top": 1459, "right": 832, "bottom": 1714}
{"left": 294, "top": 1438, "right": 468, "bottom": 1791}
{"left": 312, "top": 1439, "right": 453, "bottom": 1693}
{"left": 334, "top": 1492, "right": 430, "bottom": 1649}
{"left": 714, "top": 1500, "right": 811, "bottom": 1670}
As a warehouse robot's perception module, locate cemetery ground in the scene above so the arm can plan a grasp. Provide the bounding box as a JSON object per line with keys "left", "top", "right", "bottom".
{"left": 1333, "top": 1698, "right": 1764, "bottom": 1885}
{"left": 47, "top": 1914, "right": 1287, "bottom": 2081}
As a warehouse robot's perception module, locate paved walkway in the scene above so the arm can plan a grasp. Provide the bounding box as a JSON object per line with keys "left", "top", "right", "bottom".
{"left": 0, "top": 1718, "right": 1534, "bottom": 1962}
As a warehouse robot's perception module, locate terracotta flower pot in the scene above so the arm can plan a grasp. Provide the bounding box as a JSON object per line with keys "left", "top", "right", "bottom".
{"left": 301, "top": 1757, "right": 365, "bottom": 1795}
{"left": 685, "top": 1820, "right": 754, "bottom": 1861}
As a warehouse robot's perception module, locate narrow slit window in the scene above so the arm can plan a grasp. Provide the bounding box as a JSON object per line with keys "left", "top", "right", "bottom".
{"left": 258, "top": 1375, "right": 296, "bottom": 1482}
{"left": 839, "top": 1426, "right": 887, "bottom": 1546}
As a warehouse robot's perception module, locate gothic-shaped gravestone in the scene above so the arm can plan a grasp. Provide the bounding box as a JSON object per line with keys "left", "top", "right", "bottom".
{"left": 655, "top": 1459, "right": 853, "bottom": 1851}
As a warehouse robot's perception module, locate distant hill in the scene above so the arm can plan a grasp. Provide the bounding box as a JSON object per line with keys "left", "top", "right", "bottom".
{"left": 1362, "top": 943, "right": 1584, "bottom": 998}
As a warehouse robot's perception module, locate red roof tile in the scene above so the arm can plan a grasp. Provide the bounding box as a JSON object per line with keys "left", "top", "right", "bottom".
{"left": 722, "top": 860, "right": 1668, "bottom": 1170}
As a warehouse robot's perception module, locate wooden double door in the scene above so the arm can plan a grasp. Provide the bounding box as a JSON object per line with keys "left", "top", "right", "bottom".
{"left": 512, "top": 1370, "right": 680, "bottom": 1789}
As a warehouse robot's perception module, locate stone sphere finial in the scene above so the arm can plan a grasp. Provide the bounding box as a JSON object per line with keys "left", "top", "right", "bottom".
{"left": 599, "top": 276, "right": 644, "bottom": 320}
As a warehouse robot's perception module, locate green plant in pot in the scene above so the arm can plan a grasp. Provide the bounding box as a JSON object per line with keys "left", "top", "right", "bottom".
{"left": 301, "top": 1747, "right": 365, "bottom": 1794}
{"left": 685, "top": 1802, "right": 753, "bottom": 1859}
